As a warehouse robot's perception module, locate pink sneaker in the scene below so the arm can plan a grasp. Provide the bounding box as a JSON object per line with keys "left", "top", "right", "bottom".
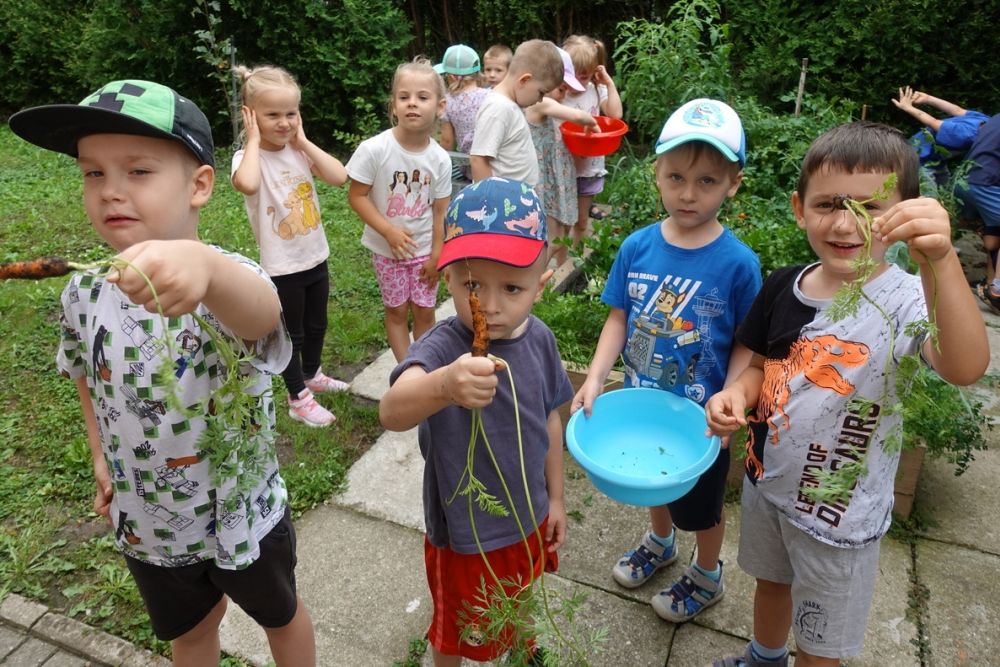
{"left": 304, "top": 368, "right": 350, "bottom": 394}
{"left": 288, "top": 388, "right": 335, "bottom": 427}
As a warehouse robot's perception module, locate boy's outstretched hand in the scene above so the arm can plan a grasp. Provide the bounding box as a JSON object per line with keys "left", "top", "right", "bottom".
{"left": 704, "top": 386, "right": 748, "bottom": 448}
{"left": 872, "top": 197, "right": 953, "bottom": 264}
{"left": 108, "top": 240, "right": 213, "bottom": 316}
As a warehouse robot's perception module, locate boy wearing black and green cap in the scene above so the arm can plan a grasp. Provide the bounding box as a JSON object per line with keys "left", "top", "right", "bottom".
{"left": 10, "top": 80, "right": 316, "bottom": 666}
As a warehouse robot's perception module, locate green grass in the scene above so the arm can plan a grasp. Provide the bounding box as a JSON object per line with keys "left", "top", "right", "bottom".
{"left": 0, "top": 126, "right": 387, "bottom": 654}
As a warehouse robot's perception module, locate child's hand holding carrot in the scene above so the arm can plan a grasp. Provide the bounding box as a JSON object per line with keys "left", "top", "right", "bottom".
{"left": 107, "top": 239, "right": 214, "bottom": 316}
{"left": 871, "top": 197, "right": 954, "bottom": 264}
{"left": 443, "top": 353, "right": 500, "bottom": 409}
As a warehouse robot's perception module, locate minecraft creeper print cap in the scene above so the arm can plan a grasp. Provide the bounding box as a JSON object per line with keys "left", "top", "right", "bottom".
{"left": 9, "top": 79, "right": 215, "bottom": 167}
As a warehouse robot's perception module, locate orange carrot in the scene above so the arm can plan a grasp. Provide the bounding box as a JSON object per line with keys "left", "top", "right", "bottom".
{"left": 469, "top": 289, "right": 489, "bottom": 357}
{"left": 0, "top": 257, "right": 74, "bottom": 280}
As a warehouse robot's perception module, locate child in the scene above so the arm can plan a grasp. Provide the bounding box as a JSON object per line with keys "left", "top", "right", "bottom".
{"left": 705, "top": 122, "right": 989, "bottom": 667}
{"left": 570, "top": 99, "right": 761, "bottom": 623}
{"left": 9, "top": 80, "right": 315, "bottom": 666}
{"left": 379, "top": 177, "right": 573, "bottom": 665}
{"left": 435, "top": 43, "right": 490, "bottom": 184}
{"left": 561, "top": 34, "right": 623, "bottom": 247}
{"left": 482, "top": 44, "right": 513, "bottom": 87}
{"left": 525, "top": 47, "right": 598, "bottom": 266}
{"left": 469, "top": 39, "right": 564, "bottom": 186}
{"left": 347, "top": 57, "right": 452, "bottom": 362}
{"left": 230, "top": 64, "right": 350, "bottom": 429}
{"left": 955, "top": 113, "right": 1000, "bottom": 310}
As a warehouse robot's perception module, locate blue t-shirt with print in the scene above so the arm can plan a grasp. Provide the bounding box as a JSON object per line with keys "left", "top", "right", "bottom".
{"left": 601, "top": 222, "right": 761, "bottom": 405}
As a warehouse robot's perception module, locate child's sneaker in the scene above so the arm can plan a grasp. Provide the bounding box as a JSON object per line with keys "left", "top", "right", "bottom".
{"left": 710, "top": 642, "right": 788, "bottom": 666}
{"left": 288, "top": 388, "right": 335, "bottom": 427}
{"left": 611, "top": 530, "right": 678, "bottom": 588}
{"left": 651, "top": 561, "right": 724, "bottom": 622}
{"left": 303, "top": 368, "right": 350, "bottom": 393}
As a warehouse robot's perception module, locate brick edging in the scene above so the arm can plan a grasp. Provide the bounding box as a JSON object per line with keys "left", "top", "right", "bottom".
{"left": 0, "top": 593, "right": 169, "bottom": 667}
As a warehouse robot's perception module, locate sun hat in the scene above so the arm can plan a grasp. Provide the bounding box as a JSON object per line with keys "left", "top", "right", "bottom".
{"left": 557, "top": 47, "right": 585, "bottom": 93}
{"left": 654, "top": 98, "right": 746, "bottom": 167}
{"left": 433, "top": 44, "right": 481, "bottom": 76}
{"left": 9, "top": 79, "right": 215, "bottom": 167}
{"left": 437, "top": 177, "right": 547, "bottom": 270}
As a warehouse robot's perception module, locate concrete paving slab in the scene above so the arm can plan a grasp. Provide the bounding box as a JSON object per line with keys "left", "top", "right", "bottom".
{"left": 0, "top": 624, "right": 22, "bottom": 660}
{"left": 221, "top": 505, "right": 431, "bottom": 666}
{"left": 917, "top": 539, "right": 1000, "bottom": 666}
{"left": 333, "top": 427, "right": 425, "bottom": 532}
{"left": 4, "top": 636, "right": 54, "bottom": 666}
{"left": 667, "top": 622, "right": 748, "bottom": 666}
{"left": 38, "top": 650, "right": 88, "bottom": 667}
{"left": 918, "top": 447, "right": 1000, "bottom": 556}
{"left": 0, "top": 594, "right": 48, "bottom": 630}
{"left": 31, "top": 613, "right": 169, "bottom": 667}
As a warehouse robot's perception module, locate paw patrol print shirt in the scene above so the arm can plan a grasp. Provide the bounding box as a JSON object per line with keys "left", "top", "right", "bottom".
{"left": 737, "top": 264, "right": 927, "bottom": 548}
{"left": 56, "top": 249, "right": 293, "bottom": 569}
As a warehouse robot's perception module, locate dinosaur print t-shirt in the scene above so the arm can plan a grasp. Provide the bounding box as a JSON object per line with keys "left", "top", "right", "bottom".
{"left": 232, "top": 145, "right": 329, "bottom": 277}
{"left": 738, "top": 263, "right": 926, "bottom": 547}
{"left": 56, "top": 249, "right": 293, "bottom": 569}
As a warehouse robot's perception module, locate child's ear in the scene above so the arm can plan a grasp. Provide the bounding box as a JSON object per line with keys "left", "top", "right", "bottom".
{"left": 790, "top": 191, "right": 806, "bottom": 230}
{"left": 191, "top": 165, "right": 215, "bottom": 208}
{"left": 727, "top": 169, "right": 744, "bottom": 197}
{"left": 517, "top": 72, "right": 534, "bottom": 87}
{"left": 534, "top": 267, "right": 554, "bottom": 302}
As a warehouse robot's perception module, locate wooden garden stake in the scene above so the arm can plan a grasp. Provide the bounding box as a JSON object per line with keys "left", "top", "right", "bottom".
{"left": 794, "top": 58, "right": 809, "bottom": 116}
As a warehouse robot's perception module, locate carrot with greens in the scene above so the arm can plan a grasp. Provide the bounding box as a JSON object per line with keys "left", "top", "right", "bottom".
{"left": 0, "top": 257, "right": 82, "bottom": 280}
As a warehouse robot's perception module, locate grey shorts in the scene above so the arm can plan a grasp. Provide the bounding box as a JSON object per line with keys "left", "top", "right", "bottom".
{"left": 736, "top": 478, "right": 879, "bottom": 659}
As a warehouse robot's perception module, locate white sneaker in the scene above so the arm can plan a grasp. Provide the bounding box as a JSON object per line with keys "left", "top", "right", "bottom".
{"left": 304, "top": 368, "right": 350, "bottom": 393}
{"left": 288, "top": 388, "right": 335, "bottom": 427}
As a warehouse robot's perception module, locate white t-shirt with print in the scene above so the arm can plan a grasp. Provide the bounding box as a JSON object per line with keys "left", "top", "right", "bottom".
{"left": 346, "top": 129, "right": 452, "bottom": 259}
{"left": 562, "top": 83, "right": 609, "bottom": 178}
{"left": 232, "top": 145, "right": 329, "bottom": 277}
{"left": 56, "top": 248, "right": 293, "bottom": 570}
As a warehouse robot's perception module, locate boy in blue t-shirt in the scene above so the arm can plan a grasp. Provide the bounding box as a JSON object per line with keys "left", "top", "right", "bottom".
{"left": 571, "top": 99, "right": 762, "bottom": 622}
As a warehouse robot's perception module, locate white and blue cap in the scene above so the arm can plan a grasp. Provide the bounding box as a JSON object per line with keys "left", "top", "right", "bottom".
{"left": 654, "top": 98, "right": 746, "bottom": 167}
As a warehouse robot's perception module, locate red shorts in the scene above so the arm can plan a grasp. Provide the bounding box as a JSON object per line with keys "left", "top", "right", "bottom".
{"left": 424, "top": 517, "right": 558, "bottom": 661}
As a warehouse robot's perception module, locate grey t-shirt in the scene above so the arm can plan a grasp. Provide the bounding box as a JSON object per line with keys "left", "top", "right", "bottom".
{"left": 389, "top": 315, "right": 573, "bottom": 553}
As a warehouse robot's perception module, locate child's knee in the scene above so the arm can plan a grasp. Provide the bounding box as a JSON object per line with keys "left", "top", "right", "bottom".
{"left": 174, "top": 596, "right": 227, "bottom": 646}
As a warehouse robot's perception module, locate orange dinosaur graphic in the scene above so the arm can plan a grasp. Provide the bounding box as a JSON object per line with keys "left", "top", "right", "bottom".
{"left": 745, "top": 334, "right": 870, "bottom": 478}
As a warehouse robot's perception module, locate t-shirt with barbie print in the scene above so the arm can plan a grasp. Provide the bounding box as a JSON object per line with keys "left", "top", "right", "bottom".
{"left": 346, "top": 129, "right": 452, "bottom": 258}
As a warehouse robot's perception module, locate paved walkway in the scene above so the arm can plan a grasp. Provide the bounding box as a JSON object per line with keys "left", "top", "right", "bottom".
{"left": 6, "top": 298, "right": 999, "bottom": 666}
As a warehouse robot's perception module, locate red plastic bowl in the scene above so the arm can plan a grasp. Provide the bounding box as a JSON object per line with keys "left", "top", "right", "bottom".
{"left": 560, "top": 116, "right": 629, "bottom": 157}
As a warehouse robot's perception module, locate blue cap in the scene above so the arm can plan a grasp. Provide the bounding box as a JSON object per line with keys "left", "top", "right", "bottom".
{"left": 438, "top": 177, "right": 547, "bottom": 269}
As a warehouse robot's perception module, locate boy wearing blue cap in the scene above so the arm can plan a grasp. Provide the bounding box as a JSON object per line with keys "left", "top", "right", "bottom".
{"left": 9, "top": 81, "right": 315, "bottom": 665}
{"left": 380, "top": 177, "right": 573, "bottom": 665}
{"left": 571, "top": 99, "right": 762, "bottom": 623}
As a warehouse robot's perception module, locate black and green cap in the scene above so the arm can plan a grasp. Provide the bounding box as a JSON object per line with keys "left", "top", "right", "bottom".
{"left": 9, "top": 80, "right": 215, "bottom": 167}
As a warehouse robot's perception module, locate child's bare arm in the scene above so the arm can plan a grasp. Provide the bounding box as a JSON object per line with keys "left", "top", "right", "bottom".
{"left": 543, "top": 408, "right": 567, "bottom": 552}
{"left": 892, "top": 86, "right": 944, "bottom": 132}
{"left": 379, "top": 355, "right": 501, "bottom": 431}
{"left": 440, "top": 122, "right": 456, "bottom": 151}
{"left": 231, "top": 106, "right": 262, "bottom": 195}
{"left": 77, "top": 376, "right": 112, "bottom": 521}
{"left": 347, "top": 180, "right": 418, "bottom": 259}
{"left": 914, "top": 90, "right": 967, "bottom": 117}
{"left": 570, "top": 308, "right": 626, "bottom": 417}
{"left": 108, "top": 240, "right": 281, "bottom": 341}
{"left": 594, "top": 66, "right": 623, "bottom": 119}
{"left": 532, "top": 97, "right": 598, "bottom": 128}
{"left": 469, "top": 155, "right": 493, "bottom": 181}
{"left": 872, "top": 198, "right": 990, "bottom": 385}
{"left": 292, "top": 120, "right": 348, "bottom": 186}
{"left": 420, "top": 197, "right": 449, "bottom": 284}
{"left": 705, "top": 355, "right": 765, "bottom": 442}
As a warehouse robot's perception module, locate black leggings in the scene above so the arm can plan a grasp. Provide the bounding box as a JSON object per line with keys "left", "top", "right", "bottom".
{"left": 271, "top": 261, "right": 329, "bottom": 398}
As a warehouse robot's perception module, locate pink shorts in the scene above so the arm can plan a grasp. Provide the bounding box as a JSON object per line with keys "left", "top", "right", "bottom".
{"left": 371, "top": 253, "right": 438, "bottom": 309}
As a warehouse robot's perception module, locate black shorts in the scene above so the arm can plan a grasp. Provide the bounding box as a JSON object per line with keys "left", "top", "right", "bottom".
{"left": 124, "top": 506, "right": 299, "bottom": 641}
{"left": 666, "top": 446, "right": 729, "bottom": 531}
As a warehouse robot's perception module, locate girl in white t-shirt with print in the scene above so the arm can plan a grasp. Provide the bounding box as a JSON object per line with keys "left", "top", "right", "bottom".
{"left": 231, "top": 64, "right": 349, "bottom": 428}
{"left": 347, "top": 57, "right": 452, "bottom": 362}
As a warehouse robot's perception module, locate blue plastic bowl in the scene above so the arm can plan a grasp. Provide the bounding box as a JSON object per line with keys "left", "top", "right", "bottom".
{"left": 566, "top": 388, "right": 721, "bottom": 506}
